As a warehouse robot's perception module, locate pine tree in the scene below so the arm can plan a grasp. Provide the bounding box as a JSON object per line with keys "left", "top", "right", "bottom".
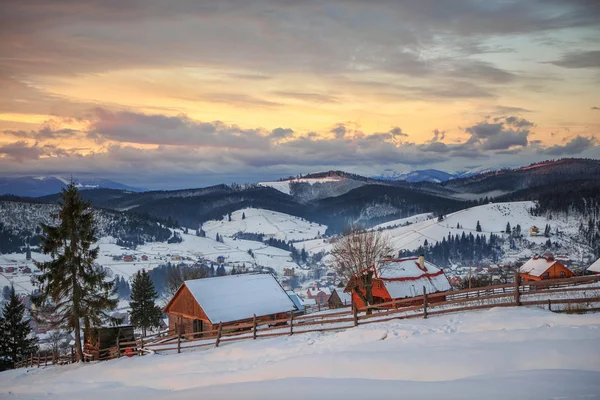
{"left": 228, "top": 213, "right": 232, "bottom": 222}
{"left": 242, "top": 212, "right": 246, "bottom": 220}
{"left": 506, "top": 222, "right": 511, "bottom": 235}
{"left": 129, "top": 270, "right": 162, "bottom": 336}
{"left": 0, "top": 286, "right": 37, "bottom": 370}
{"left": 34, "top": 182, "right": 118, "bottom": 362}
{"left": 476, "top": 221, "right": 482, "bottom": 232}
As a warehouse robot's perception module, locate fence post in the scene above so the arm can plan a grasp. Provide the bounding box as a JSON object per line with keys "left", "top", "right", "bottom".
{"left": 252, "top": 314, "right": 257, "bottom": 340}
{"left": 318, "top": 302, "right": 321, "bottom": 312}
{"left": 289, "top": 311, "right": 294, "bottom": 335}
{"left": 71, "top": 347, "right": 75, "bottom": 363}
{"left": 29, "top": 352, "right": 33, "bottom": 367}
{"left": 548, "top": 299, "right": 552, "bottom": 311}
{"left": 37, "top": 351, "right": 40, "bottom": 367}
{"left": 52, "top": 352, "right": 56, "bottom": 365}
{"left": 514, "top": 270, "right": 521, "bottom": 306}
{"left": 215, "top": 322, "right": 223, "bottom": 348}
{"left": 353, "top": 304, "right": 358, "bottom": 327}
{"left": 116, "top": 335, "right": 120, "bottom": 358}
{"left": 423, "top": 286, "right": 428, "bottom": 319}
{"left": 177, "top": 332, "right": 181, "bottom": 354}
{"left": 139, "top": 337, "right": 144, "bottom": 357}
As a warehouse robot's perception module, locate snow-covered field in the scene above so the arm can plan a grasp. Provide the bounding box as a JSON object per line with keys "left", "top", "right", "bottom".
{"left": 202, "top": 208, "right": 325, "bottom": 242}
{"left": 2, "top": 307, "right": 600, "bottom": 399}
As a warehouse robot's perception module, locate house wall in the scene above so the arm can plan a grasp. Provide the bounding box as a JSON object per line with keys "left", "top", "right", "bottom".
{"left": 348, "top": 278, "right": 392, "bottom": 309}
{"left": 520, "top": 262, "right": 574, "bottom": 282}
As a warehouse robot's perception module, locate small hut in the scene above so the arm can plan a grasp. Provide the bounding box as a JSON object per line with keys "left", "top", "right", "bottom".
{"left": 327, "top": 289, "right": 352, "bottom": 309}
{"left": 84, "top": 325, "right": 135, "bottom": 360}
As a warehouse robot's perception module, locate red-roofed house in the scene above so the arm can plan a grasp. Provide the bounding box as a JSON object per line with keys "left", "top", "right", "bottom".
{"left": 344, "top": 256, "right": 451, "bottom": 308}
{"left": 306, "top": 285, "right": 331, "bottom": 304}
{"left": 519, "top": 254, "right": 574, "bottom": 282}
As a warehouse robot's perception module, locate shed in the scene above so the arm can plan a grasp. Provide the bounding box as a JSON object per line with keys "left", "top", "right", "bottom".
{"left": 519, "top": 254, "right": 574, "bottom": 282}
{"left": 163, "top": 273, "right": 297, "bottom": 335}
{"left": 344, "top": 256, "right": 451, "bottom": 309}
{"left": 327, "top": 289, "right": 352, "bottom": 309}
{"left": 84, "top": 325, "right": 135, "bottom": 359}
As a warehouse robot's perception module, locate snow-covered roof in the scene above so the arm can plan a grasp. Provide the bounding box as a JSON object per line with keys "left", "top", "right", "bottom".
{"left": 307, "top": 287, "right": 331, "bottom": 296}
{"left": 588, "top": 258, "right": 600, "bottom": 274}
{"left": 374, "top": 257, "right": 452, "bottom": 299}
{"left": 182, "top": 274, "right": 297, "bottom": 324}
{"left": 332, "top": 289, "right": 352, "bottom": 305}
{"left": 378, "top": 257, "right": 443, "bottom": 279}
{"left": 383, "top": 275, "right": 451, "bottom": 299}
{"left": 286, "top": 291, "right": 304, "bottom": 311}
{"left": 519, "top": 257, "right": 558, "bottom": 277}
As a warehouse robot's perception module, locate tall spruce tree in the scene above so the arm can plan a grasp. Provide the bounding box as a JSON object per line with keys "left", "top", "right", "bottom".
{"left": 34, "top": 183, "right": 117, "bottom": 362}
{"left": 0, "top": 286, "right": 37, "bottom": 370}
{"left": 129, "top": 269, "right": 162, "bottom": 336}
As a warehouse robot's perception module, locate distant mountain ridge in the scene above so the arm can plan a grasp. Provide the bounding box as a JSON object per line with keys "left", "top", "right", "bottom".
{"left": 0, "top": 176, "right": 145, "bottom": 197}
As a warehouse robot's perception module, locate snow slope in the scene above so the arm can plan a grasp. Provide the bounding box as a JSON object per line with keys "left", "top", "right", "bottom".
{"left": 298, "top": 201, "right": 585, "bottom": 261}
{"left": 2, "top": 307, "right": 600, "bottom": 399}
{"left": 202, "top": 208, "right": 326, "bottom": 242}
{"left": 258, "top": 177, "right": 341, "bottom": 195}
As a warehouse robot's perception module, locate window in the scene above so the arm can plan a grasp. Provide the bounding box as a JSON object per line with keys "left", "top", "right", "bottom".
{"left": 542, "top": 272, "right": 550, "bottom": 279}
{"left": 560, "top": 271, "right": 565, "bottom": 277}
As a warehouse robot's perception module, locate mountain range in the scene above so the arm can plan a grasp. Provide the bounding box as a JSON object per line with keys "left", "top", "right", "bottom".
{"left": 0, "top": 176, "right": 145, "bottom": 197}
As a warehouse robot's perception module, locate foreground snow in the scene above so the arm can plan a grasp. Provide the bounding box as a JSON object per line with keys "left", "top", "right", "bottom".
{"left": 2, "top": 307, "right": 600, "bottom": 399}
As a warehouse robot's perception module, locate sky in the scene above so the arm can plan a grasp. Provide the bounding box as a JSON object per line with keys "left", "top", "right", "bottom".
{"left": 1, "top": 0, "right": 599, "bottom": 189}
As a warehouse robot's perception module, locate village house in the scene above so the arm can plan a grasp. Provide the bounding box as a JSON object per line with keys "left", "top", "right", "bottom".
{"left": 141, "top": 255, "right": 149, "bottom": 261}
{"left": 306, "top": 285, "right": 331, "bottom": 304}
{"left": 529, "top": 226, "right": 540, "bottom": 236}
{"left": 344, "top": 256, "right": 452, "bottom": 308}
{"left": 163, "top": 274, "right": 297, "bottom": 335}
{"left": 586, "top": 258, "right": 600, "bottom": 274}
{"left": 327, "top": 289, "right": 352, "bottom": 309}
{"left": 519, "top": 254, "right": 574, "bottom": 282}
{"left": 123, "top": 255, "right": 134, "bottom": 262}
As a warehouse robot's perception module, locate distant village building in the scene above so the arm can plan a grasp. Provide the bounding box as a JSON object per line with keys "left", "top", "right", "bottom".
{"left": 22, "top": 266, "right": 32, "bottom": 274}
{"left": 529, "top": 226, "right": 540, "bottom": 236}
{"left": 519, "top": 254, "right": 574, "bottom": 282}
{"left": 344, "top": 256, "right": 451, "bottom": 308}
{"left": 327, "top": 289, "right": 352, "bottom": 309}
{"left": 141, "top": 255, "right": 149, "bottom": 261}
{"left": 5, "top": 266, "right": 15, "bottom": 273}
{"left": 216, "top": 255, "right": 225, "bottom": 264}
{"left": 123, "top": 255, "right": 134, "bottom": 262}
{"left": 163, "top": 274, "right": 297, "bottom": 335}
{"left": 283, "top": 267, "right": 295, "bottom": 277}
{"left": 306, "top": 285, "right": 331, "bottom": 304}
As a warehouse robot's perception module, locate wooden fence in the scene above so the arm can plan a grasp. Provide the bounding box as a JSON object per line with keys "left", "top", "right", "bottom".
{"left": 14, "top": 273, "right": 600, "bottom": 369}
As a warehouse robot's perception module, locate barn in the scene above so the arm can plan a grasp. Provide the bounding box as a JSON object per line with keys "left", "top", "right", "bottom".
{"left": 344, "top": 256, "right": 451, "bottom": 308}
{"left": 519, "top": 254, "right": 574, "bottom": 282}
{"left": 327, "top": 289, "right": 352, "bottom": 309}
{"left": 163, "top": 273, "right": 297, "bottom": 335}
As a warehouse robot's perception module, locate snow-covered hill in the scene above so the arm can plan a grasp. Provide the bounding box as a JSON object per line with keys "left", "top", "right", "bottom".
{"left": 202, "top": 208, "right": 326, "bottom": 242}
{"left": 2, "top": 307, "right": 599, "bottom": 399}
{"left": 0, "top": 176, "right": 144, "bottom": 197}
{"left": 297, "top": 201, "right": 590, "bottom": 263}
{"left": 258, "top": 177, "right": 343, "bottom": 195}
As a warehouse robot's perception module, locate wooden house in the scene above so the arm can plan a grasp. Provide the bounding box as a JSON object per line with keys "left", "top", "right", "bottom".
{"left": 344, "top": 256, "right": 451, "bottom": 308}
{"left": 586, "top": 258, "right": 600, "bottom": 275}
{"left": 123, "top": 255, "right": 134, "bottom": 262}
{"left": 529, "top": 226, "right": 539, "bottom": 236}
{"left": 519, "top": 254, "right": 574, "bottom": 282}
{"left": 141, "top": 255, "right": 149, "bottom": 261}
{"left": 327, "top": 289, "right": 352, "bottom": 309}
{"left": 163, "top": 273, "right": 297, "bottom": 335}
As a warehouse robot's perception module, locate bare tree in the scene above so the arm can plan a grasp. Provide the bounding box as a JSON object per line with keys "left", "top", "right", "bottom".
{"left": 330, "top": 227, "right": 392, "bottom": 314}
{"left": 165, "top": 266, "right": 208, "bottom": 298}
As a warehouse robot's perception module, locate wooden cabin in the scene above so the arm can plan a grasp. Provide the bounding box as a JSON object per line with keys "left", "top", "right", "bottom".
{"left": 519, "top": 254, "right": 574, "bottom": 282}
{"left": 84, "top": 325, "right": 135, "bottom": 359}
{"left": 163, "top": 273, "right": 297, "bottom": 335}
{"left": 344, "top": 256, "right": 452, "bottom": 309}
{"left": 327, "top": 289, "right": 352, "bottom": 309}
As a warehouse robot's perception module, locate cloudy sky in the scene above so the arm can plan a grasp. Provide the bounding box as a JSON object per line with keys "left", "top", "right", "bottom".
{"left": 1, "top": 0, "right": 599, "bottom": 189}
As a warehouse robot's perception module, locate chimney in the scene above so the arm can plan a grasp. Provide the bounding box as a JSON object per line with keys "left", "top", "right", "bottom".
{"left": 419, "top": 255, "right": 425, "bottom": 269}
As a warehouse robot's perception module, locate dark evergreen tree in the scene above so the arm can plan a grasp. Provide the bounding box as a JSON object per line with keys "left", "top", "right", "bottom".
{"left": 0, "top": 286, "right": 37, "bottom": 370}
{"left": 129, "top": 269, "right": 162, "bottom": 336}
{"left": 476, "top": 221, "right": 482, "bottom": 232}
{"left": 544, "top": 224, "right": 552, "bottom": 237}
{"left": 506, "top": 222, "right": 511, "bottom": 235}
{"left": 242, "top": 212, "right": 246, "bottom": 220}
{"left": 25, "top": 245, "right": 31, "bottom": 260}
{"left": 228, "top": 213, "right": 232, "bottom": 222}
{"left": 34, "top": 182, "right": 118, "bottom": 362}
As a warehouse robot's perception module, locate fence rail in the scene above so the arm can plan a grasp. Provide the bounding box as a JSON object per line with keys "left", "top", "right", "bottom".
{"left": 15, "top": 274, "right": 600, "bottom": 369}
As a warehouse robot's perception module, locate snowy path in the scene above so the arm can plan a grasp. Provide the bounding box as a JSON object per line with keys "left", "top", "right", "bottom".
{"left": 2, "top": 307, "right": 600, "bottom": 399}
